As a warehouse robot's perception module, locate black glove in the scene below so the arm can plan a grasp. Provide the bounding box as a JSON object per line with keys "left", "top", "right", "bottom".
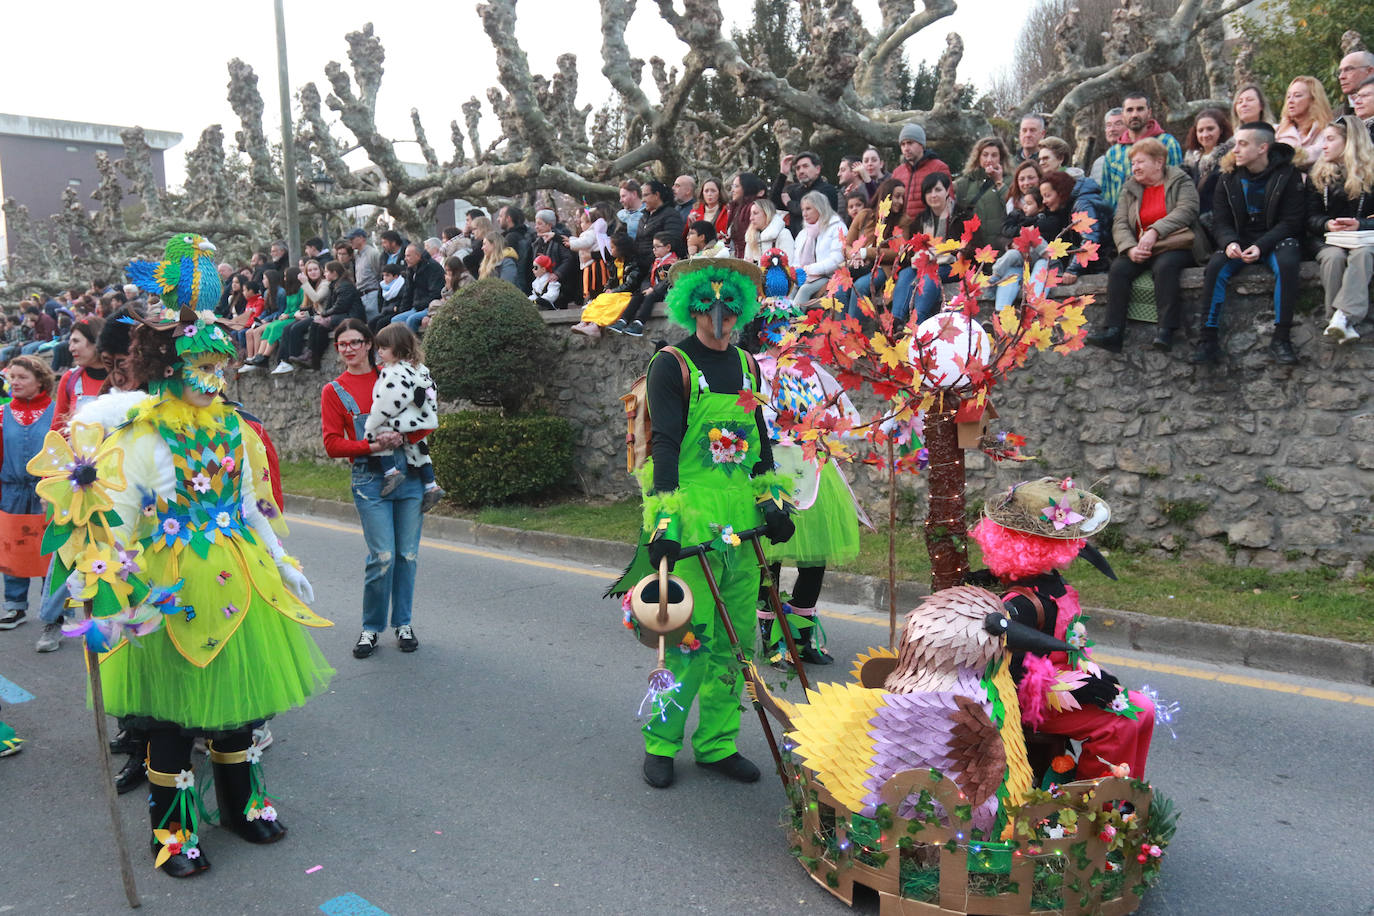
{"left": 962, "top": 568, "right": 999, "bottom": 588}
{"left": 762, "top": 504, "right": 795, "bottom": 545}
{"left": 647, "top": 538, "right": 680, "bottom": 572}
{"left": 1071, "top": 671, "right": 1122, "bottom": 708}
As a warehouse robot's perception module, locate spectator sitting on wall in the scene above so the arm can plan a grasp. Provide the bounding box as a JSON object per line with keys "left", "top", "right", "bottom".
{"left": 725, "top": 172, "right": 768, "bottom": 257}
{"left": 461, "top": 216, "right": 492, "bottom": 278}
{"left": 1276, "top": 75, "right": 1334, "bottom": 168}
{"left": 687, "top": 177, "right": 730, "bottom": 240}
{"left": 617, "top": 180, "right": 647, "bottom": 240}
{"left": 349, "top": 228, "right": 383, "bottom": 321}
{"left": 743, "top": 198, "right": 795, "bottom": 266}
{"left": 478, "top": 231, "right": 520, "bottom": 286}
{"left": 609, "top": 231, "right": 680, "bottom": 337}
{"left": 303, "top": 237, "right": 329, "bottom": 264}
{"left": 1089, "top": 108, "right": 1125, "bottom": 184}
{"left": 953, "top": 136, "right": 1012, "bottom": 253}
{"left": 891, "top": 123, "right": 952, "bottom": 222}
{"left": 1232, "top": 83, "right": 1276, "bottom": 130}
{"left": 862, "top": 147, "right": 890, "bottom": 187}
{"left": 1183, "top": 108, "right": 1235, "bottom": 229}
{"left": 1101, "top": 91, "right": 1184, "bottom": 209}
{"left": 638, "top": 180, "right": 687, "bottom": 270}
{"left": 531, "top": 209, "right": 576, "bottom": 308}
{"left": 1354, "top": 76, "right": 1374, "bottom": 142}
{"left": 672, "top": 174, "right": 696, "bottom": 223}
{"left": 498, "top": 205, "right": 534, "bottom": 293}
{"left": 1037, "top": 135, "right": 1110, "bottom": 276}
{"left": 772, "top": 150, "right": 839, "bottom": 232}
{"left": 379, "top": 229, "right": 407, "bottom": 267}
{"left": 792, "top": 190, "right": 847, "bottom": 304}
{"left": 1016, "top": 113, "right": 1047, "bottom": 163}
{"left": 389, "top": 243, "right": 446, "bottom": 334}
{"left": 1194, "top": 122, "right": 1306, "bottom": 366}
{"left": 687, "top": 219, "right": 729, "bottom": 258}
{"left": 530, "top": 255, "right": 562, "bottom": 311}
{"left": 1308, "top": 115, "right": 1374, "bottom": 343}
{"left": 1339, "top": 50, "right": 1374, "bottom": 112}
{"left": 1086, "top": 137, "right": 1207, "bottom": 354}
{"left": 371, "top": 262, "right": 406, "bottom": 331}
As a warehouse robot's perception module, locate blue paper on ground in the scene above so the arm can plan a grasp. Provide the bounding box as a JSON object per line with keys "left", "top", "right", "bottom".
{"left": 319, "top": 893, "right": 390, "bottom": 916}
{"left": 0, "top": 675, "right": 34, "bottom": 704}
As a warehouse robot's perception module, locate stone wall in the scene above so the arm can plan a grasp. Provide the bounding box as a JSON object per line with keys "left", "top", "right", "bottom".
{"left": 232, "top": 266, "right": 1374, "bottom": 571}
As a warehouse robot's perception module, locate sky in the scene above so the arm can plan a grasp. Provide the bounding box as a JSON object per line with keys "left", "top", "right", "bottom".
{"left": 0, "top": 0, "right": 1027, "bottom": 190}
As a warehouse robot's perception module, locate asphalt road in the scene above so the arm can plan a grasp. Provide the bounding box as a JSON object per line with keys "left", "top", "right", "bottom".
{"left": 1, "top": 512, "right": 1371, "bottom": 916}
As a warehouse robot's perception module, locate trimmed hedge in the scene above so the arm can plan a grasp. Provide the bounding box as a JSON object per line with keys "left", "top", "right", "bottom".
{"left": 423, "top": 277, "right": 551, "bottom": 413}
{"left": 430, "top": 410, "right": 574, "bottom": 506}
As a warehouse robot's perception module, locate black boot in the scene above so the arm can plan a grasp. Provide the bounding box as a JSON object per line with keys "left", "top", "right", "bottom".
{"left": 115, "top": 753, "right": 146, "bottom": 794}
{"left": 789, "top": 606, "right": 834, "bottom": 666}
{"left": 1084, "top": 326, "right": 1124, "bottom": 353}
{"left": 1150, "top": 328, "right": 1175, "bottom": 351}
{"left": 1190, "top": 328, "right": 1222, "bottom": 364}
{"left": 1268, "top": 327, "right": 1298, "bottom": 365}
{"left": 210, "top": 742, "right": 287, "bottom": 845}
{"left": 147, "top": 782, "right": 210, "bottom": 878}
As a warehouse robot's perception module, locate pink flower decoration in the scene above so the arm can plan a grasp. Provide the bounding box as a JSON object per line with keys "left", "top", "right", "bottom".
{"left": 221, "top": 456, "right": 236, "bottom": 474}
{"left": 181, "top": 325, "right": 197, "bottom": 337}
{"left": 162, "top": 518, "right": 181, "bottom": 535}
{"left": 1043, "top": 498, "right": 1084, "bottom": 531}
{"left": 90, "top": 559, "right": 107, "bottom": 574}
{"left": 190, "top": 473, "right": 211, "bottom": 493}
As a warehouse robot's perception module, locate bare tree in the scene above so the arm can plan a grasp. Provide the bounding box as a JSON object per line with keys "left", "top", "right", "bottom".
{"left": 4, "top": 0, "right": 1263, "bottom": 292}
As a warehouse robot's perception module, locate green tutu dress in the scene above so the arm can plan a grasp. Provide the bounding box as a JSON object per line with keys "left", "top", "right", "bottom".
{"left": 93, "top": 397, "right": 333, "bottom": 731}
{"left": 765, "top": 460, "right": 860, "bottom": 566}
{"left": 260, "top": 290, "right": 303, "bottom": 345}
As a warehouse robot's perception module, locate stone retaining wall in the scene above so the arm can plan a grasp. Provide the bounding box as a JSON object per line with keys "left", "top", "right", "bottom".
{"left": 230, "top": 265, "right": 1374, "bottom": 572}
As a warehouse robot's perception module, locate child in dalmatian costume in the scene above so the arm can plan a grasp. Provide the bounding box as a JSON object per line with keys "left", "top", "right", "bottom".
{"left": 366, "top": 324, "right": 443, "bottom": 512}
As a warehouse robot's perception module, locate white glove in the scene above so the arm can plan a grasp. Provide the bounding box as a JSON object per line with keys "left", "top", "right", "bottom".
{"left": 277, "top": 563, "right": 315, "bottom": 605}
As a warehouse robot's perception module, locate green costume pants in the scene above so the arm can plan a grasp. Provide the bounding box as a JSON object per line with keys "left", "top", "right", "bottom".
{"left": 642, "top": 545, "right": 759, "bottom": 762}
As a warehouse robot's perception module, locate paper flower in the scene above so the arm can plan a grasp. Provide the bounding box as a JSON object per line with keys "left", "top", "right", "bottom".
{"left": 74, "top": 544, "right": 122, "bottom": 599}
{"left": 27, "top": 424, "right": 126, "bottom": 527}
{"left": 190, "top": 472, "right": 212, "bottom": 494}
{"left": 678, "top": 631, "right": 702, "bottom": 653}
{"left": 1042, "top": 497, "right": 1084, "bottom": 530}
{"left": 719, "top": 525, "right": 741, "bottom": 547}
{"left": 181, "top": 325, "right": 197, "bottom": 338}
{"left": 116, "top": 544, "right": 142, "bottom": 580}
{"left": 186, "top": 847, "right": 201, "bottom": 860}
{"left": 174, "top": 769, "right": 195, "bottom": 791}
{"left": 260, "top": 805, "right": 277, "bottom": 822}
{"left": 246, "top": 745, "right": 262, "bottom": 765}
{"left": 221, "top": 456, "right": 235, "bottom": 474}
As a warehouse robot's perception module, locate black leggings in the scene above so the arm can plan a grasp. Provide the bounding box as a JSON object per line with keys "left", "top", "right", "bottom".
{"left": 764, "top": 562, "right": 826, "bottom": 609}
{"left": 1102, "top": 249, "right": 1195, "bottom": 330}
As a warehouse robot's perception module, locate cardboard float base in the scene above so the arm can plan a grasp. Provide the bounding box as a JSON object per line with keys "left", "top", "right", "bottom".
{"left": 783, "top": 764, "right": 1155, "bottom": 916}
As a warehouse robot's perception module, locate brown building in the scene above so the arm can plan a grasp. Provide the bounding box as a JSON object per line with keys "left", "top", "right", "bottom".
{"left": 0, "top": 113, "right": 181, "bottom": 256}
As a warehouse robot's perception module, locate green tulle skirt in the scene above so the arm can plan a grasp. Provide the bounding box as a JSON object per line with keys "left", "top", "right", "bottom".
{"left": 766, "top": 461, "right": 860, "bottom": 566}
{"left": 98, "top": 594, "right": 334, "bottom": 732}
{"left": 259, "top": 316, "right": 296, "bottom": 345}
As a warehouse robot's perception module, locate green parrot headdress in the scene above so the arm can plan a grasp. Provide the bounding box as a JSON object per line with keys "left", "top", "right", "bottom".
{"left": 664, "top": 258, "right": 764, "bottom": 336}
{"left": 125, "top": 232, "right": 221, "bottom": 312}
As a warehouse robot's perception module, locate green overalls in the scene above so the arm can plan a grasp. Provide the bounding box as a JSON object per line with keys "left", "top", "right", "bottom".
{"left": 642, "top": 347, "right": 766, "bottom": 763}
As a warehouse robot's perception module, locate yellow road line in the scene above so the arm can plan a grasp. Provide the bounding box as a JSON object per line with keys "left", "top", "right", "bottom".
{"left": 292, "top": 515, "right": 1374, "bottom": 707}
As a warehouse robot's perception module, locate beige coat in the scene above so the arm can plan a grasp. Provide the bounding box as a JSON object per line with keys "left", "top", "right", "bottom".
{"left": 1112, "top": 165, "right": 1209, "bottom": 265}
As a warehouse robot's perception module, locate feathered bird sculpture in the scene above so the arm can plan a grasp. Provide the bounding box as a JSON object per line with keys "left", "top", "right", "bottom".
{"left": 125, "top": 233, "right": 220, "bottom": 311}
{"left": 749, "top": 586, "right": 1071, "bottom": 835}
{"left": 761, "top": 248, "right": 795, "bottom": 299}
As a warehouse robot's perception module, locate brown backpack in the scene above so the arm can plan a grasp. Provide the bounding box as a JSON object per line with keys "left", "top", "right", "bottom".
{"left": 621, "top": 346, "right": 688, "bottom": 473}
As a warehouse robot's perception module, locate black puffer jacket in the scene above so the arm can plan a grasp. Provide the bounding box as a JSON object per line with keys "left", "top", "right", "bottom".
{"left": 1211, "top": 141, "right": 1306, "bottom": 255}
{"left": 1305, "top": 178, "right": 1374, "bottom": 236}
{"left": 636, "top": 204, "right": 686, "bottom": 270}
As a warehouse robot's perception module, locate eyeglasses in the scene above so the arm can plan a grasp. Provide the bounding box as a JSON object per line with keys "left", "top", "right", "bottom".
{"left": 336, "top": 339, "right": 367, "bottom": 350}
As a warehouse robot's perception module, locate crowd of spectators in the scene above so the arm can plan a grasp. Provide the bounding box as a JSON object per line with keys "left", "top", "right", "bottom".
{"left": 8, "top": 49, "right": 1373, "bottom": 373}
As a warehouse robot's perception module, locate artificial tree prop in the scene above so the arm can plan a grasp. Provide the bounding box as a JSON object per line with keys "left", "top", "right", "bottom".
{"left": 764, "top": 200, "right": 1098, "bottom": 609}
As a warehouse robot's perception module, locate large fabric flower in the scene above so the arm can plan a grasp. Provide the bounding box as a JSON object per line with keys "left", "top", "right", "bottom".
{"left": 74, "top": 544, "right": 122, "bottom": 600}
{"left": 26, "top": 423, "right": 126, "bottom": 527}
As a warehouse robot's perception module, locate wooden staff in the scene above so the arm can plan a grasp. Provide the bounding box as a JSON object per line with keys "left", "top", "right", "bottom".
{"left": 82, "top": 599, "right": 141, "bottom": 908}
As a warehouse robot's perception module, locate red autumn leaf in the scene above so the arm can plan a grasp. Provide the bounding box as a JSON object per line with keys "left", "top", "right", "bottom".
{"left": 827, "top": 268, "right": 853, "bottom": 296}
{"left": 1070, "top": 210, "right": 1097, "bottom": 235}
{"left": 736, "top": 388, "right": 765, "bottom": 410}
{"left": 1013, "top": 226, "right": 1043, "bottom": 258}
{"left": 836, "top": 369, "right": 864, "bottom": 390}
{"left": 872, "top": 379, "right": 902, "bottom": 399}
{"left": 1075, "top": 240, "right": 1101, "bottom": 268}
{"left": 960, "top": 214, "right": 980, "bottom": 244}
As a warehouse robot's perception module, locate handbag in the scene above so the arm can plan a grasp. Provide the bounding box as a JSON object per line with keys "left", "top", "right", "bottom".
{"left": 1150, "top": 227, "right": 1195, "bottom": 253}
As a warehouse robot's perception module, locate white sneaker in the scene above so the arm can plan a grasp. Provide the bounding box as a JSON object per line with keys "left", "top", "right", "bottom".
{"left": 270, "top": 361, "right": 294, "bottom": 375}
{"left": 1341, "top": 324, "right": 1361, "bottom": 343}
{"left": 1324, "top": 311, "right": 1348, "bottom": 339}
{"left": 237, "top": 362, "right": 260, "bottom": 374}
{"left": 251, "top": 725, "right": 273, "bottom": 750}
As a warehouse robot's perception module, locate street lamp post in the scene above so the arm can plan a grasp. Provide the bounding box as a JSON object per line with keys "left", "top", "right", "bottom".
{"left": 312, "top": 171, "right": 336, "bottom": 245}
{"left": 274, "top": 0, "right": 301, "bottom": 261}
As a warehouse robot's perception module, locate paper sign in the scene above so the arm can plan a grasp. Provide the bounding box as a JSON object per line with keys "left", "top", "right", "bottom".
{"left": 0, "top": 511, "right": 50, "bottom": 578}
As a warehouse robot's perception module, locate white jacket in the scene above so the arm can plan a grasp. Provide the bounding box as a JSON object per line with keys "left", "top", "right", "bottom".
{"left": 744, "top": 212, "right": 795, "bottom": 265}
{"left": 793, "top": 214, "right": 846, "bottom": 279}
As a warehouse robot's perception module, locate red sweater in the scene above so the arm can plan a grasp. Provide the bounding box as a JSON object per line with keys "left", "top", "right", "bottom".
{"left": 320, "top": 369, "right": 428, "bottom": 460}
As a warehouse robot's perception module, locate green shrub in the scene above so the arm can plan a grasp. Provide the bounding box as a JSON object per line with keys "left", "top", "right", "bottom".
{"left": 423, "top": 277, "right": 551, "bottom": 413}
{"left": 430, "top": 411, "right": 574, "bottom": 506}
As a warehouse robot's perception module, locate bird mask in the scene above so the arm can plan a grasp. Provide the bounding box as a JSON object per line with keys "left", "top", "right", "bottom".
{"left": 664, "top": 258, "right": 764, "bottom": 337}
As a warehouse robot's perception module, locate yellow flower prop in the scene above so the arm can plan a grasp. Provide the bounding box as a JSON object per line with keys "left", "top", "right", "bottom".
{"left": 26, "top": 423, "right": 126, "bottom": 527}
{"left": 74, "top": 543, "right": 122, "bottom": 600}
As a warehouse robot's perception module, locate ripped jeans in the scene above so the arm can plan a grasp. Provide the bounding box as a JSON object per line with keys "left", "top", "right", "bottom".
{"left": 351, "top": 463, "right": 424, "bottom": 632}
